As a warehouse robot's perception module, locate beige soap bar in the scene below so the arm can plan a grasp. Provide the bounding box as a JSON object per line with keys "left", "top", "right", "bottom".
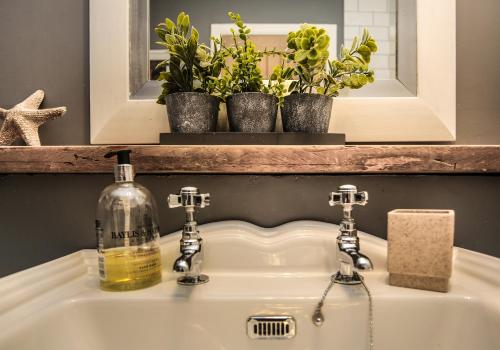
{"left": 387, "top": 209, "right": 454, "bottom": 292}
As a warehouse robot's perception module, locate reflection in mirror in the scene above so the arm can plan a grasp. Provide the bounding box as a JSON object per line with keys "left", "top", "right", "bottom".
{"left": 130, "top": 0, "right": 416, "bottom": 100}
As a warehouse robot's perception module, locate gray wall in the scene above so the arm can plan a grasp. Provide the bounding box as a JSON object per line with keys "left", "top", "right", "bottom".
{"left": 1, "top": 174, "right": 500, "bottom": 277}
{"left": 456, "top": 0, "right": 500, "bottom": 144}
{"left": 0, "top": 0, "right": 500, "bottom": 277}
{"left": 149, "top": 0, "right": 344, "bottom": 53}
{"left": 0, "top": 0, "right": 89, "bottom": 146}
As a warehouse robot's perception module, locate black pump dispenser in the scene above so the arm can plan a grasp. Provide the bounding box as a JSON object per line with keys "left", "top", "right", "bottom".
{"left": 116, "top": 150, "right": 131, "bottom": 165}
{"left": 105, "top": 150, "right": 132, "bottom": 165}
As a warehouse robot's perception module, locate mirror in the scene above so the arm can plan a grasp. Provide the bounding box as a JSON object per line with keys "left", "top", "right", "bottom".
{"left": 89, "top": 0, "right": 455, "bottom": 144}
{"left": 132, "top": 0, "right": 417, "bottom": 100}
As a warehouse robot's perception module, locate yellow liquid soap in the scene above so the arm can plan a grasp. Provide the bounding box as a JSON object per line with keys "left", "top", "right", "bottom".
{"left": 99, "top": 246, "right": 162, "bottom": 291}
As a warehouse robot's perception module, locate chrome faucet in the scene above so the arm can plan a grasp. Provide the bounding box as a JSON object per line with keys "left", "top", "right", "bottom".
{"left": 312, "top": 185, "right": 374, "bottom": 327}
{"left": 329, "top": 185, "right": 373, "bottom": 285}
{"left": 168, "top": 186, "right": 210, "bottom": 286}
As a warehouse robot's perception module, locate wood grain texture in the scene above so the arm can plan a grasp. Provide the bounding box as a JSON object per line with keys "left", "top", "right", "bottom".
{"left": 0, "top": 145, "right": 499, "bottom": 174}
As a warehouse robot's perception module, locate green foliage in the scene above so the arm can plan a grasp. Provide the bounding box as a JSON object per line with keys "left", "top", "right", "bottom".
{"left": 263, "top": 63, "right": 294, "bottom": 106}
{"left": 321, "top": 29, "right": 378, "bottom": 96}
{"left": 286, "top": 24, "right": 331, "bottom": 94}
{"left": 287, "top": 27, "right": 378, "bottom": 96}
{"left": 154, "top": 13, "right": 377, "bottom": 105}
{"left": 217, "top": 12, "right": 286, "bottom": 102}
{"left": 154, "top": 12, "right": 225, "bottom": 104}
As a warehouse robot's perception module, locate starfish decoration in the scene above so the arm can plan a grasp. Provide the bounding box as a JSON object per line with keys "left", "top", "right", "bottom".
{"left": 0, "top": 90, "right": 67, "bottom": 146}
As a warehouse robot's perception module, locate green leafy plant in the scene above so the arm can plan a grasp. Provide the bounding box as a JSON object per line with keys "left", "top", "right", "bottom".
{"left": 287, "top": 26, "right": 378, "bottom": 96}
{"left": 216, "top": 12, "right": 287, "bottom": 102}
{"left": 320, "top": 29, "right": 378, "bottom": 96}
{"left": 265, "top": 63, "right": 294, "bottom": 105}
{"left": 217, "top": 12, "right": 263, "bottom": 94}
{"left": 154, "top": 12, "right": 224, "bottom": 104}
{"left": 286, "top": 24, "right": 331, "bottom": 94}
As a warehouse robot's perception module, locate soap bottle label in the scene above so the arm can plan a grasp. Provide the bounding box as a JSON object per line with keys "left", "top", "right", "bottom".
{"left": 107, "top": 225, "right": 160, "bottom": 246}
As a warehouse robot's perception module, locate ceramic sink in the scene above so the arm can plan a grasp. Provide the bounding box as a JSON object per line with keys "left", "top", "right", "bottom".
{"left": 0, "top": 221, "right": 499, "bottom": 350}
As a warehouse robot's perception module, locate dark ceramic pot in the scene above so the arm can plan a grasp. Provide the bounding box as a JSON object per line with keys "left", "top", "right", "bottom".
{"left": 166, "top": 92, "right": 219, "bottom": 133}
{"left": 226, "top": 92, "right": 278, "bottom": 132}
{"left": 281, "top": 93, "right": 333, "bottom": 133}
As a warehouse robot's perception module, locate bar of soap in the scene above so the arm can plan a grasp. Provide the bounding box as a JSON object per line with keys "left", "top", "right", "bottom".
{"left": 387, "top": 209, "right": 455, "bottom": 292}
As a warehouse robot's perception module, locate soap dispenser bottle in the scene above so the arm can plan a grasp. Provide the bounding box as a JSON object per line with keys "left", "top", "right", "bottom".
{"left": 96, "top": 150, "right": 162, "bottom": 291}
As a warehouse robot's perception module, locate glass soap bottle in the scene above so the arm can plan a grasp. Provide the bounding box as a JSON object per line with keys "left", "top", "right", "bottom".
{"left": 96, "top": 150, "right": 162, "bottom": 291}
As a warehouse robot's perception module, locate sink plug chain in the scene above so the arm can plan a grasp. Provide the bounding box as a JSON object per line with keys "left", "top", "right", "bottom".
{"left": 312, "top": 275, "right": 336, "bottom": 327}
{"left": 361, "top": 277, "right": 374, "bottom": 350}
{"left": 312, "top": 274, "right": 374, "bottom": 350}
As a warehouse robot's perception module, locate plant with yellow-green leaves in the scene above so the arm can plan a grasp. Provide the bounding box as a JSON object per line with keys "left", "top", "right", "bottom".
{"left": 286, "top": 24, "right": 331, "bottom": 94}
{"left": 286, "top": 27, "right": 378, "bottom": 96}
{"left": 154, "top": 12, "right": 225, "bottom": 104}
{"left": 266, "top": 63, "right": 294, "bottom": 105}
{"left": 321, "top": 29, "right": 378, "bottom": 96}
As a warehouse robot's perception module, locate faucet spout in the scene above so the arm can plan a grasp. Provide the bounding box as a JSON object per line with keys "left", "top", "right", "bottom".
{"left": 337, "top": 239, "right": 373, "bottom": 279}
{"left": 173, "top": 239, "right": 202, "bottom": 274}
{"left": 348, "top": 250, "right": 373, "bottom": 271}
{"left": 172, "top": 236, "right": 208, "bottom": 285}
{"left": 173, "top": 252, "right": 196, "bottom": 273}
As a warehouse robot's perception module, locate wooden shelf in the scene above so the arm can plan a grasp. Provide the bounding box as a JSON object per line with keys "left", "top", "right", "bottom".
{"left": 0, "top": 145, "right": 499, "bottom": 174}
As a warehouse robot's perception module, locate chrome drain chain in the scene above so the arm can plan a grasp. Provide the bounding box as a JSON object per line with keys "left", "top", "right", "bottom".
{"left": 361, "top": 277, "right": 374, "bottom": 350}
{"left": 312, "top": 275, "right": 336, "bottom": 326}
{"left": 312, "top": 274, "right": 374, "bottom": 350}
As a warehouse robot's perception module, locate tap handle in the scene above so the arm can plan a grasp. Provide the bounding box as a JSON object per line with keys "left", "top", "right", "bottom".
{"left": 168, "top": 187, "right": 210, "bottom": 209}
{"left": 329, "top": 185, "right": 368, "bottom": 210}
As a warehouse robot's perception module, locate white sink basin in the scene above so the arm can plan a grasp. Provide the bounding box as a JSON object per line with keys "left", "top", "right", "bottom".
{"left": 0, "top": 221, "right": 499, "bottom": 350}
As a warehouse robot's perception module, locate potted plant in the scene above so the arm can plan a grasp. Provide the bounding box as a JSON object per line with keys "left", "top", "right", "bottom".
{"left": 282, "top": 27, "right": 378, "bottom": 133}
{"left": 155, "top": 12, "right": 224, "bottom": 133}
{"left": 218, "top": 13, "right": 291, "bottom": 133}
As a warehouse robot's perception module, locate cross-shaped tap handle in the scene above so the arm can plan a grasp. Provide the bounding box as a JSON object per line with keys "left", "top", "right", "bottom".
{"left": 329, "top": 185, "right": 368, "bottom": 211}
{"left": 168, "top": 187, "right": 210, "bottom": 209}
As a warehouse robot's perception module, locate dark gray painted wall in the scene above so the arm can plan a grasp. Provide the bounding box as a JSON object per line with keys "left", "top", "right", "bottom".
{"left": 0, "top": 0, "right": 89, "bottom": 145}
{"left": 149, "top": 0, "right": 344, "bottom": 53}
{"left": 1, "top": 174, "right": 499, "bottom": 277}
{"left": 0, "top": 0, "right": 500, "bottom": 277}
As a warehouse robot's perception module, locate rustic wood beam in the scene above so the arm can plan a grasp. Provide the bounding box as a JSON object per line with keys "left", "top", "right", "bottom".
{"left": 0, "top": 145, "right": 499, "bottom": 174}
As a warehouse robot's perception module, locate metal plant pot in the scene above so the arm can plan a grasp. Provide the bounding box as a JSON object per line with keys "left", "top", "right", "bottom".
{"left": 166, "top": 92, "right": 219, "bottom": 133}
{"left": 226, "top": 92, "right": 279, "bottom": 132}
{"left": 281, "top": 93, "right": 333, "bottom": 133}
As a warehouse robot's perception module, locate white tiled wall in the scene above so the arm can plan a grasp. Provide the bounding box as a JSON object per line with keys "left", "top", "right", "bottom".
{"left": 344, "top": 0, "right": 396, "bottom": 80}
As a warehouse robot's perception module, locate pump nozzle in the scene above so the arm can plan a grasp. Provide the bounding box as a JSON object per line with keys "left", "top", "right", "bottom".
{"left": 105, "top": 150, "right": 132, "bottom": 164}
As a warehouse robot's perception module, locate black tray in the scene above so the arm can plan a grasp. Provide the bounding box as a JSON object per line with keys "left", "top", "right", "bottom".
{"left": 159, "top": 133, "right": 345, "bottom": 145}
